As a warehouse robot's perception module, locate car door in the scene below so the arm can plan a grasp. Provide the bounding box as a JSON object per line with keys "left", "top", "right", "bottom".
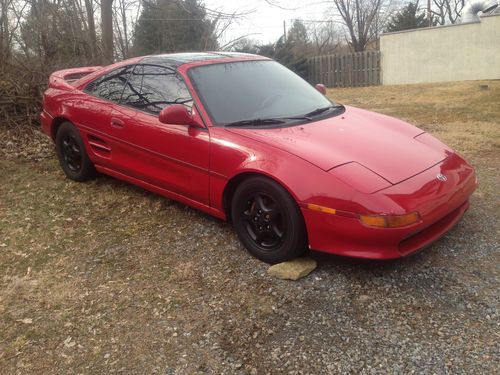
{"left": 106, "top": 64, "right": 210, "bottom": 205}
{"left": 72, "top": 65, "right": 134, "bottom": 170}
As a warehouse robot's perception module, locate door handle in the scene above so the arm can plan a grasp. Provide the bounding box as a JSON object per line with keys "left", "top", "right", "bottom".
{"left": 110, "top": 117, "right": 125, "bottom": 128}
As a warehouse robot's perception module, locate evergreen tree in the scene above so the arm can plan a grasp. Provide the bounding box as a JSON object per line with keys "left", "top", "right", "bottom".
{"left": 386, "top": 1, "right": 428, "bottom": 32}
{"left": 257, "top": 36, "right": 308, "bottom": 80}
{"left": 133, "top": 0, "right": 218, "bottom": 55}
{"left": 233, "top": 20, "right": 310, "bottom": 80}
{"left": 287, "top": 19, "right": 308, "bottom": 45}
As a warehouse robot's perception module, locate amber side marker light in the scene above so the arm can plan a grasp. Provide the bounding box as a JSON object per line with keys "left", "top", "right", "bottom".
{"left": 359, "top": 212, "right": 421, "bottom": 228}
{"left": 306, "top": 203, "right": 336, "bottom": 215}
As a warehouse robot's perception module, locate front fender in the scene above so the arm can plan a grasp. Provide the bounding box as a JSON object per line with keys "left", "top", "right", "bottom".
{"left": 208, "top": 128, "right": 357, "bottom": 218}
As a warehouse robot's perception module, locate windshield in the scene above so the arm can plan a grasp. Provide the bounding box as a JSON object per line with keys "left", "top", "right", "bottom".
{"left": 188, "top": 60, "right": 337, "bottom": 126}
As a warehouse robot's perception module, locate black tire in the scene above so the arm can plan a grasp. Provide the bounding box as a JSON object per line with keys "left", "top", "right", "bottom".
{"left": 55, "top": 122, "right": 96, "bottom": 182}
{"left": 231, "top": 176, "right": 307, "bottom": 264}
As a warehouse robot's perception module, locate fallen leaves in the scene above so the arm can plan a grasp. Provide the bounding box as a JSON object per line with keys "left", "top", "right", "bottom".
{"left": 0, "top": 127, "right": 53, "bottom": 162}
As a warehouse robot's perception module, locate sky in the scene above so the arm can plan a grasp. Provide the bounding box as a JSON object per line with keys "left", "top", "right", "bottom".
{"left": 202, "top": 0, "right": 333, "bottom": 45}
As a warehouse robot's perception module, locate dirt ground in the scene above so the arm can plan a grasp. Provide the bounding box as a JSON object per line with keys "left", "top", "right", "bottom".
{"left": 0, "top": 81, "right": 499, "bottom": 374}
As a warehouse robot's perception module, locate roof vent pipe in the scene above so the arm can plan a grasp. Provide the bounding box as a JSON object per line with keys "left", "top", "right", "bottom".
{"left": 461, "top": 0, "right": 499, "bottom": 22}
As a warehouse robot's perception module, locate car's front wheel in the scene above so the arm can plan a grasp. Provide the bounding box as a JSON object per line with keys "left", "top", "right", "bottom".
{"left": 231, "top": 176, "right": 307, "bottom": 264}
{"left": 55, "top": 122, "right": 96, "bottom": 182}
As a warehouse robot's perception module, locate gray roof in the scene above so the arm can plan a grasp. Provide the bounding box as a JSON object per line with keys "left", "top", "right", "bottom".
{"left": 139, "top": 52, "right": 260, "bottom": 68}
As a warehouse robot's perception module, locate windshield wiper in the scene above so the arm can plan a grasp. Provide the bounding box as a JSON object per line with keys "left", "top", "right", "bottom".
{"left": 224, "top": 118, "right": 286, "bottom": 127}
{"left": 302, "top": 104, "right": 344, "bottom": 118}
{"left": 224, "top": 106, "right": 344, "bottom": 127}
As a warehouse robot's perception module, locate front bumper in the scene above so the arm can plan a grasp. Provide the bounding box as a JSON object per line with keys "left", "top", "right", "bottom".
{"left": 302, "top": 153, "right": 477, "bottom": 259}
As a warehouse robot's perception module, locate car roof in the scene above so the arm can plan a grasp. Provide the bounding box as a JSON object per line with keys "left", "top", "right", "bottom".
{"left": 138, "top": 52, "right": 266, "bottom": 68}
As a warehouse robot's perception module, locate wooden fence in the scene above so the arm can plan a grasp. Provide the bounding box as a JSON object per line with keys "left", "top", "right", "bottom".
{"left": 308, "top": 51, "right": 381, "bottom": 88}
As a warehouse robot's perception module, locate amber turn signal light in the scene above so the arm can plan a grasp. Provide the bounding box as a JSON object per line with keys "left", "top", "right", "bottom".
{"left": 359, "top": 212, "right": 421, "bottom": 228}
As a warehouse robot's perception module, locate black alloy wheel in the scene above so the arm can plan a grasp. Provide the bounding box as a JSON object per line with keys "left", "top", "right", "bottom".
{"left": 243, "top": 192, "right": 285, "bottom": 250}
{"left": 231, "top": 176, "right": 307, "bottom": 264}
{"left": 56, "top": 122, "right": 96, "bottom": 182}
{"left": 61, "top": 135, "right": 82, "bottom": 172}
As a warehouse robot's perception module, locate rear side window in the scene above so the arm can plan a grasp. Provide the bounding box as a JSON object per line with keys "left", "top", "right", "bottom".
{"left": 121, "top": 64, "right": 193, "bottom": 115}
{"left": 84, "top": 65, "right": 133, "bottom": 102}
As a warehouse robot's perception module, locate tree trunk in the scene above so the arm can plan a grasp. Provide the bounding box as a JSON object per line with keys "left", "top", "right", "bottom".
{"left": 84, "top": 0, "right": 98, "bottom": 61}
{"left": 120, "top": 0, "right": 129, "bottom": 57}
{"left": 101, "top": 0, "right": 113, "bottom": 64}
{"left": 0, "top": 0, "right": 9, "bottom": 63}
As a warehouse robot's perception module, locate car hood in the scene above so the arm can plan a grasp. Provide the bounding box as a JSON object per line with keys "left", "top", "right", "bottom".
{"left": 226, "top": 106, "right": 448, "bottom": 185}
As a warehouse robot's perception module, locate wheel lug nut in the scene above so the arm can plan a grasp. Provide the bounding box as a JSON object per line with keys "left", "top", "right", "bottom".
{"left": 266, "top": 225, "right": 270, "bottom": 229}
{"left": 254, "top": 217, "right": 258, "bottom": 221}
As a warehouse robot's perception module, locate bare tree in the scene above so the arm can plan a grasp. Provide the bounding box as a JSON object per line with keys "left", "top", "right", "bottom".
{"left": 331, "top": 0, "right": 384, "bottom": 52}
{"left": 307, "top": 21, "right": 341, "bottom": 55}
{"left": 1, "top": 0, "right": 96, "bottom": 129}
{"left": 0, "top": 0, "right": 12, "bottom": 62}
{"left": 113, "top": 0, "right": 143, "bottom": 59}
{"left": 432, "top": 0, "right": 464, "bottom": 24}
{"left": 84, "top": 0, "right": 98, "bottom": 59}
{"left": 101, "top": 0, "right": 113, "bottom": 63}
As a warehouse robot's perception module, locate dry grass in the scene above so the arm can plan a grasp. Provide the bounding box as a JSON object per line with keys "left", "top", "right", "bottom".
{"left": 0, "top": 80, "right": 499, "bottom": 373}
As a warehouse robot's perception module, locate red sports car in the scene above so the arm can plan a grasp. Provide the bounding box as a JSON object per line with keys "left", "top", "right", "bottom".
{"left": 41, "top": 52, "right": 477, "bottom": 263}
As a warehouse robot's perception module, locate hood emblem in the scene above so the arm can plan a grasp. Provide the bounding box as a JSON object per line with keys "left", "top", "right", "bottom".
{"left": 437, "top": 173, "right": 447, "bottom": 182}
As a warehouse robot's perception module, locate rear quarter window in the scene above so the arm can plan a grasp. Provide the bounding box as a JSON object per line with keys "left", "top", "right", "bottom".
{"left": 84, "top": 65, "right": 133, "bottom": 102}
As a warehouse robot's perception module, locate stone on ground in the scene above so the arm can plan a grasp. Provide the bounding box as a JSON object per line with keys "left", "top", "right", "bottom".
{"left": 267, "top": 257, "right": 317, "bottom": 280}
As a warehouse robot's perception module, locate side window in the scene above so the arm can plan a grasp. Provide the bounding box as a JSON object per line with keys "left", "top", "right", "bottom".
{"left": 121, "top": 64, "right": 193, "bottom": 115}
{"left": 84, "top": 65, "right": 133, "bottom": 102}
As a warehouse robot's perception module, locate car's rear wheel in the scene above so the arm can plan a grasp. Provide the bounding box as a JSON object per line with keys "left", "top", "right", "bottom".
{"left": 231, "top": 176, "right": 307, "bottom": 264}
{"left": 56, "top": 122, "right": 96, "bottom": 181}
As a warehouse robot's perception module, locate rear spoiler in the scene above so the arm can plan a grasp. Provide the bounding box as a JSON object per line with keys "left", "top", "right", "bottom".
{"left": 48, "top": 66, "right": 102, "bottom": 90}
